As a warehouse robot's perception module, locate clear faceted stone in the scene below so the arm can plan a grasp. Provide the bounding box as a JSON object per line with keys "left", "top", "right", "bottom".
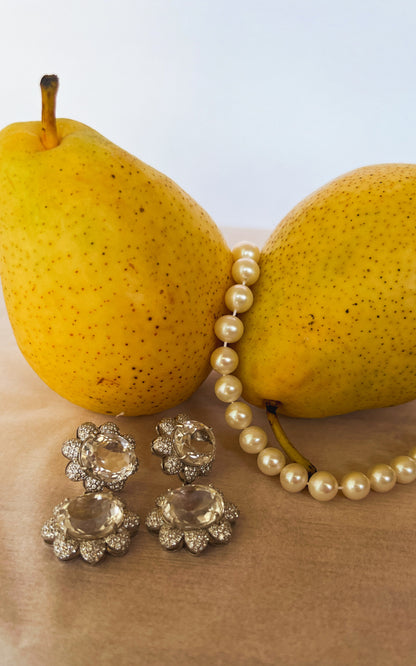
{"left": 173, "top": 420, "right": 215, "bottom": 467}
{"left": 160, "top": 484, "right": 224, "bottom": 530}
{"left": 55, "top": 491, "right": 124, "bottom": 540}
{"left": 80, "top": 433, "right": 137, "bottom": 482}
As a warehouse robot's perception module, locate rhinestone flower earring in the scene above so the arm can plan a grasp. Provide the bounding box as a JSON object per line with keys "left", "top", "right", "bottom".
{"left": 41, "top": 421, "right": 141, "bottom": 564}
{"left": 145, "top": 414, "right": 239, "bottom": 555}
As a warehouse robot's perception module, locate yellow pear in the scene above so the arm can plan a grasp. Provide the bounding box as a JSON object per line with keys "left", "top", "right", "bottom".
{"left": 235, "top": 163, "right": 416, "bottom": 419}
{"left": 0, "top": 75, "right": 232, "bottom": 415}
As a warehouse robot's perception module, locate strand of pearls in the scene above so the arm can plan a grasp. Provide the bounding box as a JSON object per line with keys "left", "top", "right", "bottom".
{"left": 211, "top": 241, "right": 416, "bottom": 501}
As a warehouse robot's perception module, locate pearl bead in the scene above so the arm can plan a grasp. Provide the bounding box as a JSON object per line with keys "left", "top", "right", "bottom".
{"left": 368, "top": 463, "right": 396, "bottom": 493}
{"left": 408, "top": 446, "right": 416, "bottom": 462}
{"left": 231, "top": 257, "right": 260, "bottom": 286}
{"left": 280, "top": 463, "right": 309, "bottom": 493}
{"left": 214, "top": 375, "right": 243, "bottom": 403}
{"left": 225, "top": 401, "right": 253, "bottom": 429}
{"left": 225, "top": 284, "right": 254, "bottom": 314}
{"left": 340, "top": 471, "right": 371, "bottom": 501}
{"left": 390, "top": 455, "right": 416, "bottom": 484}
{"left": 232, "top": 242, "right": 260, "bottom": 263}
{"left": 210, "top": 346, "right": 239, "bottom": 374}
{"left": 239, "top": 426, "right": 268, "bottom": 454}
{"left": 308, "top": 471, "right": 338, "bottom": 501}
{"left": 257, "top": 447, "right": 286, "bottom": 476}
{"left": 214, "top": 315, "right": 244, "bottom": 343}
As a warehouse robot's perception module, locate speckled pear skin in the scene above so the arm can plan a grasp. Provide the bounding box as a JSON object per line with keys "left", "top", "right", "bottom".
{"left": 0, "top": 118, "right": 232, "bottom": 415}
{"left": 235, "top": 164, "right": 416, "bottom": 418}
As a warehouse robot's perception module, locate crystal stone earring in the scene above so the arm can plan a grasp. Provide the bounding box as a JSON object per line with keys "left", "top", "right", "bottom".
{"left": 41, "top": 421, "right": 140, "bottom": 564}
{"left": 145, "top": 414, "right": 239, "bottom": 555}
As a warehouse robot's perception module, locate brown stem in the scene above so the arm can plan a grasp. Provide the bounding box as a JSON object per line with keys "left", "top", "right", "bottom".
{"left": 266, "top": 401, "right": 317, "bottom": 477}
{"left": 40, "top": 74, "right": 59, "bottom": 149}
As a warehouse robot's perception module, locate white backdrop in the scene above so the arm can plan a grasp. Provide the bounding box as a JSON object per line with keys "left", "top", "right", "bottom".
{"left": 1, "top": 0, "right": 415, "bottom": 232}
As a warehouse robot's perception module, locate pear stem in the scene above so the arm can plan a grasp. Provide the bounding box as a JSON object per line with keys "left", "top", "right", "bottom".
{"left": 266, "top": 401, "right": 317, "bottom": 477}
{"left": 40, "top": 74, "right": 59, "bottom": 149}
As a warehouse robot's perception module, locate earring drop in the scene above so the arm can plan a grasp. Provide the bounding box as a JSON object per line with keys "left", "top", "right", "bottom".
{"left": 41, "top": 421, "right": 140, "bottom": 564}
{"left": 146, "top": 414, "right": 239, "bottom": 555}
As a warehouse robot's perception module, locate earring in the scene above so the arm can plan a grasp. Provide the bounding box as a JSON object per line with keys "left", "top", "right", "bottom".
{"left": 41, "top": 421, "right": 140, "bottom": 564}
{"left": 150, "top": 413, "right": 215, "bottom": 483}
{"left": 62, "top": 421, "right": 139, "bottom": 491}
{"left": 146, "top": 414, "right": 239, "bottom": 555}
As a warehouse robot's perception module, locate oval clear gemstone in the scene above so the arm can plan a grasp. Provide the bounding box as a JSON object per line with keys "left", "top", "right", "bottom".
{"left": 56, "top": 491, "right": 124, "bottom": 540}
{"left": 173, "top": 420, "right": 215, "bottom": 466}
{"left": 160, "top": 484, "right": 224, "bottom": 530}
{"left": 80, "top": 433, "right": 137, "bottom": 481}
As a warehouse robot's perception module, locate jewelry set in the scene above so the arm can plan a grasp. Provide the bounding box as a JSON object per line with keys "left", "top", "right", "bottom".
{"left": 42, "top": 241, "right": 416, "bottom": 563}
{"left": 42, "top": 415, "right": 239, "bottom": 563}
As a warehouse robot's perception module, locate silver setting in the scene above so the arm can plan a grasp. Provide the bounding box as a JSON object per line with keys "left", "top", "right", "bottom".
{"left": 62, "top": 421, "right": 139, "bottom": 491}
{"left": 41, "top": 490, "right": 140, "bottom": 564}
{"left": 145, "top": 483, "right": 239, "bottom": 555}
{"left": 151, "top": 414, "right": 216, "bottom": 483}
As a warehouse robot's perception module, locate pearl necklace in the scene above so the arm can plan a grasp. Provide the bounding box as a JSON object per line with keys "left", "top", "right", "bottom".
{"left": 211, "top": 241, "right": 416, "bottom": 501}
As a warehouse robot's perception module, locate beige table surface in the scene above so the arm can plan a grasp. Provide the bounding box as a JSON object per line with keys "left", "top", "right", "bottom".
{"left": 1, "top": 227, "right": 415, "bottom": 666}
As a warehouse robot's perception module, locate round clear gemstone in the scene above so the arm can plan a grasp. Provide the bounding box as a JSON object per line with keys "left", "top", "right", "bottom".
{"left": 56, "top": 491, "right": 124, "bottom": 540}
{"left": 173, "top": 420, "right": 215, "bottom": 466}
{"left": 160, "top": 484, "right": 224, "bottom": 530}
{"left": 80, "top": 433, "right": 137, "bottom": 481}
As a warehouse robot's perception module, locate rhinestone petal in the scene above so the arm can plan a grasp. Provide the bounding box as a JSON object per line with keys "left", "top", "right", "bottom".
{"left": 105, "top": 528, "right": 131, "bottom": 555}
{"left": 99, "top": 422, "right": 120, "bottom": 435}
{"left": 53, "top": 536, "right": 79, "bottom": 560}
{"left": 66, "top": 461, "right": 87, "bottom": 481}
{"left": 176, "top": 414, "right": 189, "bottom": 424}
{"left": 151, "top": 436, "right": 173, "bottom": 457}
{"left": 83, "top": 476, "right": 105, "bottom": 492}
{"left": 41, "top": 518, "right": 58, "bottom": 543}
{"left": 123, "top": 511, "right": 141, "bottom": 534}
{"left": 157, "top": 418, "right": 177, "bottom": 436}
{"left": 162, "top": 455, "right": 183, "bottom": 475}
{"left": 145, "top": 508, "right": 164, "bottom": 532}
{"left": 159, "top": 524, "right": 183, "bottom": 550}
{"left": 180, "top": 466, "right": 199, "bottom": 483}
{"left": 79, "top": 539, "right": 106, "bottom": 564}
{"left": 224, "top": 502, "right": 240, "bottom": 523}
{"left": 208, "top": 520, "right": 233, "bottom": 543}
{"left": 106, "top": 479, "right": 125, "bottom": 492}
{"left": 77, "top": 422, "right": 99, "bottom": 441}
{"left": 61, "top": 439, "right": 81, "bottom": 461}
{"left": 184, "top": 529, "right": 210, "bottom": 554}
{"left": 53, "top": 499, "right": 70, "bottom": 517}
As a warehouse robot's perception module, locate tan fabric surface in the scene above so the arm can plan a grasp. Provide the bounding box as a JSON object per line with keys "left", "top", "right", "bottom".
{"left": 1, "top": 227, "right": 415, "bottom": 666}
